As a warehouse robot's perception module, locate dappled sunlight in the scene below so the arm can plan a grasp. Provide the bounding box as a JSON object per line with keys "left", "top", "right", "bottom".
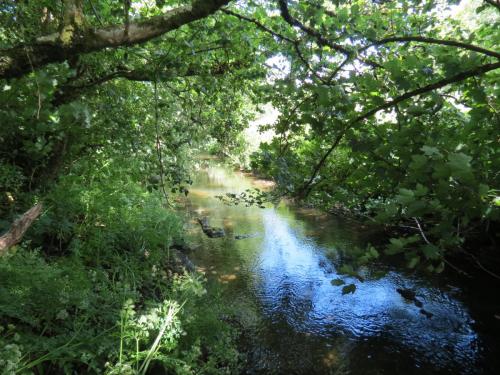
{"left": 322, "top": 349, "right": 340, "bottom": 368}
{"left": 3, "top": 0, "right": 497, "bottom": 373}
{"left": 218, "top": 274, "right": 238, "bottom": 284}
{"left": 223, "top": 218, "right": 234, "bottom": 227}
{"left": 189, "top": 190, "right": 211, "bottom": 198}
{"left": 183, "top": 164, "right": 487, "bottom": 373}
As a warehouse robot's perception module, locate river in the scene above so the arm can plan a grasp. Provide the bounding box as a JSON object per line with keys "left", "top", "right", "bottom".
{"left": 178, "top": 163, "right": 499, "bottom": 374}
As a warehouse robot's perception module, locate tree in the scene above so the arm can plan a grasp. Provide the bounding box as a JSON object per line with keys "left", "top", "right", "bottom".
{"left": 1, "top": 0, "right": 499, "bottom": 266}
{"left": 0, "top": 0, "right": 231, "bottom": 79}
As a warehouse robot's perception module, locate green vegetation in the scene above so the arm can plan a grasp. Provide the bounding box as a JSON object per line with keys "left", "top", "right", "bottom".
{"left": 1, "top": 0, "right": 499, "bottom": 373}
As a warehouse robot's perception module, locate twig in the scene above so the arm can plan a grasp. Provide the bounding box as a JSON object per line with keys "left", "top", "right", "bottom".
{"left": 459, "top": 247, "right": 500, "bottom": 280}
{"left": 24, "top": 48, "right": 42, "bottom": 119}
{"left": 413, "top": 217, "right": 431, "bottom": 244}
{"left": 413, "top": 217, "right": 471, "bottom": 277}
{"left": 153, "top": 77, "right": 171, "bottom": 206}
{"left": 88, "top": 0, "right": 104, "bottom": 26}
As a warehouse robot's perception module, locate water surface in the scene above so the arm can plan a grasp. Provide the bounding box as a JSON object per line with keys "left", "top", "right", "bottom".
{"left": 179, "top": 164, "right": 499, "bottom": 374}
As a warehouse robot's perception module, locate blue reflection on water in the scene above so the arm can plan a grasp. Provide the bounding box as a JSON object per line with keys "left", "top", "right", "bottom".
{"left": 256, "top": 209, "right": 479, "bottom": 368}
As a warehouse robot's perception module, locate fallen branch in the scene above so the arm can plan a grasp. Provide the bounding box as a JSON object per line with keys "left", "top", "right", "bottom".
{"left": 0, "top": 203, "right": 44, "bottom": 255}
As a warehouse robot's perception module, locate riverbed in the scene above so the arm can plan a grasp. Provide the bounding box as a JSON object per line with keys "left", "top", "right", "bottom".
{"left": 178, "top": 163, "right": 499, "bottom": 374}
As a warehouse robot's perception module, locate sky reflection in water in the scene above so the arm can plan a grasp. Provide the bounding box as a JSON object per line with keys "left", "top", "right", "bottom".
{"left": 257, "top": 209, "right": 479, "bottom": 368}
{"left": 186, "top": 165, "right": 484, "bottom": 373}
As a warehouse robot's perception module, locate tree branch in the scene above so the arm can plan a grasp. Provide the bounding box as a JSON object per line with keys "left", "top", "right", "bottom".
{"left": 0, "top": 203, "right": 44, "bottom": 255}
{"left": 276, "top": 0, "right": 382, "bottom": 70}
{"left": 0, "top": 0, "right": 231, "bottom": 79}
{"left": 277, "top": 0, "right": 350, "bottom": 56}
{"left": 222, "top": 9, "right": 295, "bottom": 43}
{"left": 51, "top": 60, "right": 245, "bottom": 106}
{"left": 297, "top": 61, "right": 500, "bottom": 197}
{"left": 368, "top": 36, "right": 500, "bottom": 59}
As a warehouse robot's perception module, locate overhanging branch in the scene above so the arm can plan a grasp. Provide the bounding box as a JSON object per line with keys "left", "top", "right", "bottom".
{"left": 297, "top": 61, "right": 500, "bottom": 197}
{"left": 368, "top": 36, "right": 500, "bottom": 59}
{"left": 52, "top": 60, "right": 245, "bottom": 106}
{"left": 0, "top": 0, "right": 231, "bottom": 79}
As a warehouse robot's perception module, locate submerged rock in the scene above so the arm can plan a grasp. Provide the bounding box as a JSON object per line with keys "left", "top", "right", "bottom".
{"left": 169, "top": 248, "right": 195, "bottom": 273}
{"left": 197, "top": 217, "right": 225, "bottom": 238}
{"left": 397, "top": 288, "right": 431, "bottom": 317}
{"left": 170, "top": 242, "right": 196, "bottom": 253}
{"left": 419, "top": 309, "right": 434, "bottom": 319}
{"left": 234, "top": 233, "right": 259, "bottom": 240}
{"left": 396, "top": 288, "right": 417, "bottom": 301}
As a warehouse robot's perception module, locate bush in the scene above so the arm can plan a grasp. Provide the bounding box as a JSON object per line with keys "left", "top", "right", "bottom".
{"left": 0, "top": 156, "right": 241, "bottom": 374}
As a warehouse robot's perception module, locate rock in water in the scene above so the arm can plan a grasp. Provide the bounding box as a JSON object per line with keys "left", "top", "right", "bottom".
{"left": 197, "top": 217, "right": 225, "bottom": 238}
{"left": 234, "top": 233, "right": 258, "bottom": 240}
{"left": 169, "top": 249, "right": 195, "bottom": 273}
{"left": 396, "top": 288, "right": 417, "bottom": 301}
{"left": 397, "top": 288, "right": 431, "bottom": 318}
{"left": 419, "top": 309, "right": 433, "bottom": 319}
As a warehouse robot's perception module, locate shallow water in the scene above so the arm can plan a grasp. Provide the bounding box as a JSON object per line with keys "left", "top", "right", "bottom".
{"left": 180, "top": 164, "right": 499, "bottom": 374}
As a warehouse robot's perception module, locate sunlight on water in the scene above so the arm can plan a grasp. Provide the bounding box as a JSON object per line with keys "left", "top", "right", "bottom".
{"left": 181, "top": 164, "right": 492, "bottom": 374}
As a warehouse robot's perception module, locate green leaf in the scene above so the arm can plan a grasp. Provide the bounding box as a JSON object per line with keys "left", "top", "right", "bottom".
{"left": 421, "top": 145, "right": 442, "bottom": 158}
{"left": 407, "top": 200, "right": 427, "bottom": 216}
{"left": 338, "top": 264, "right": 354, "bottom": 275}
{"left": 414, "top": 183, "right": 428, "bottom": 197}
{"left": 385, "top": 237, "right": 405, "bottom": 255}
{"left": 367, "top": 246, "right": 379, "bottom": 258}
{"left": 435, "top": 261, "right": 445, "bottom": 273}
{"left": 478, "top": 184, "right": 489, "bottom": 198}
{"left": 409, "top": 154, "right": 428, "bottom": 170}
{"left": 408, "top": 256, "right": 421, "bottom": 269}
{"left": 396, "top": 189, "right": 414, "bottom": 205}
{"left": 421, "top": 244, "right": 440, "bottom": 260}
{"left": 447, "top": 152, "right": 473, "bottom": 180}
{"left": 315, "top": 86, "right": 330, "bottom": 106}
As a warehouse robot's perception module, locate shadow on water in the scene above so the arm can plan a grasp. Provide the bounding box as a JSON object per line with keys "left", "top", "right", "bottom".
{"left": 179, "top": 164, "right": 499, "bottom": 375}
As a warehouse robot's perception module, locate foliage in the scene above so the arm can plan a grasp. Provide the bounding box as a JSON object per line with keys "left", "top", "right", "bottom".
{"left": 1, "top": 0, "right": 500, "bottom": 371}
{"left": 247, "top": 0, "right": 500, "bottom": 273}
{"left": 0, "top": 166, "right": 240, "bottom": 373}
{"left": 0, "top": 249, "right": 240, "bottom": 374}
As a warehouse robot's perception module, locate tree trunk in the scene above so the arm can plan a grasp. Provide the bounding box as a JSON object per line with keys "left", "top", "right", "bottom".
{"left": 0, "top": 203, "right": 43, "bottom": 255}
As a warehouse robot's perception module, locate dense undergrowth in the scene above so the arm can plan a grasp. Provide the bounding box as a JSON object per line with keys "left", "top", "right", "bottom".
{"left": 0, "top": 155, "right": 241, "bottom": 374}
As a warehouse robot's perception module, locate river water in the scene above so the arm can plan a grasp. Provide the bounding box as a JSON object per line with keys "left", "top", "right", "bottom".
{"left": 178, "top": 163, "right": 499, "bottom": 374}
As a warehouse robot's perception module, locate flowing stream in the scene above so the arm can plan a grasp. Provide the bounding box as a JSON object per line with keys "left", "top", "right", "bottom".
{"left": 178, "top": 163, "right": 499, "bottom": 374}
